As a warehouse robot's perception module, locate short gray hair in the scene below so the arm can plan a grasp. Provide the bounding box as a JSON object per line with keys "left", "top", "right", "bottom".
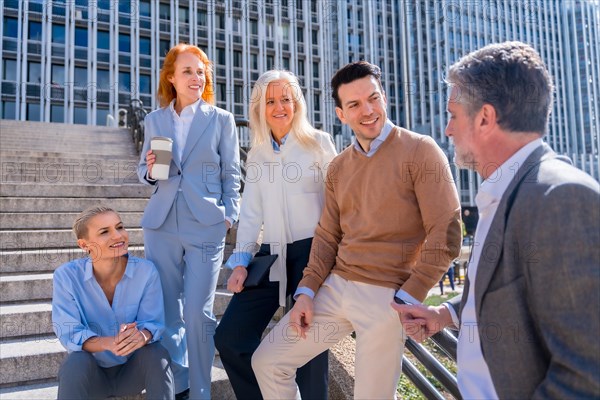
{"left": 72, "top": 206, "right": 117, "bottom": 239}
{"left": 447, "top": 41, "right": 553, "bottom": 135}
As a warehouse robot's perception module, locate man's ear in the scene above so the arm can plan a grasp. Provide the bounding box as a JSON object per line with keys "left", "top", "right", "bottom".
{"left": 335, "top": 107, "right": 346, "bottom": 124}
{"left": 478, "top": 104, "right": 498, "bottom": 133}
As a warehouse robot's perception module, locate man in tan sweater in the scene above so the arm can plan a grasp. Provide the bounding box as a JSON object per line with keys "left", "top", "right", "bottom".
{"left": 252, "top": 61, "right": 462, "bottom": 399}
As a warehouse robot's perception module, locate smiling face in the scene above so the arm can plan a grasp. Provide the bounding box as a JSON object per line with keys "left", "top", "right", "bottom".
{"left": 264, "top": 79, "right": 296, "bottom": 139}
{"left": 77, "top": 212, "right": 129, "bottom": 262}
{"left": 168, "top": 51, "right": 206, "bottom": 109}
{"left": 445, "top": 87, "right": 479, "bottom": 170}
{"left": 334, "top": 75, "right": 387, "bottom": 151}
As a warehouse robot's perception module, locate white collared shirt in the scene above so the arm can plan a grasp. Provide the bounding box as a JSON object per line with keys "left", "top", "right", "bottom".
{"left": 169, "top": 98, "right": 201, "bottom": 162}
{"left": 451, "top": 138, "right": 542, "bottom": 399}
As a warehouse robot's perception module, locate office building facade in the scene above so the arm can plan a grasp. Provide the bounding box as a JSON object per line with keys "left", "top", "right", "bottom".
{"left": 1, "top": 0, "right": 598, "bottom": 204}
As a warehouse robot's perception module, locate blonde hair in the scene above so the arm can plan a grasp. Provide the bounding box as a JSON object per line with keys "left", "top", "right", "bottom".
{"left": 248, "top": 70, "right": 322, "bottom": 152}
{"left": 157, "top": 43, "right": 215, "bottom": 107}
{"left": 72, "top": 206, "right": 117, "bottom": 239}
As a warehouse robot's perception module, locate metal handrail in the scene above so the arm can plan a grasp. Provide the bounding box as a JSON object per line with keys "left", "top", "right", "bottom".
{"left": 128, "top": 99, "right": 148, "bottom": 153}
{"left": 402, "top": 328, "right": 461, "bottom": 400}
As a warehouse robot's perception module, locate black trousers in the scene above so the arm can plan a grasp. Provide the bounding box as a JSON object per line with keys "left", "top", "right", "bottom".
{"left": 215, "top": 238, "right": 329, "bottom": 400}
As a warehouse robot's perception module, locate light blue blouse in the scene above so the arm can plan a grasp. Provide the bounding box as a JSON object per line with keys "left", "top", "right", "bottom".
{"left": 52, "top": 255, "right": 165, "bottom": 368}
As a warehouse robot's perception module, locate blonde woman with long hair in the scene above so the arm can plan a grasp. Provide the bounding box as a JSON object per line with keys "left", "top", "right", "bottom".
{"left": 215, "top": 70, "right": 336, "bottom": 399}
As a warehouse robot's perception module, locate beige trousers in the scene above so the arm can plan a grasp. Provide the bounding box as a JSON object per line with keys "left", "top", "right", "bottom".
{"left": 252, "top": 273, "right": 405, "bottom": 399}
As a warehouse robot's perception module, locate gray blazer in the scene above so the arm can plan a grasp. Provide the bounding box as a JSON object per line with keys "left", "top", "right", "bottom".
{"left": 137, "top": 102, "right": 241, "bottom": 229}
{"left": 450, "top": 143, "right": 600, "bottom": 398}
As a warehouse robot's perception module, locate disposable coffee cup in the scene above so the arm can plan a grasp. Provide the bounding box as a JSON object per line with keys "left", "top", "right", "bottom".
{"left": 150, "top": 137, "right": 173, "bottom": 180}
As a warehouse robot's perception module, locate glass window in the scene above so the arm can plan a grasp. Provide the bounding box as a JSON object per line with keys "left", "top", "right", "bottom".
{"left": 281, "top": 24, "right": 289, "bottom": 41}
{"left": 313, "top": 62, "right": 319, "bottom": 78}
{"left": 160, "top": 40, "right": 170, "bottom": 56}
{"left": 216, "top": 13, "right": 225, "bottom": 30}
{"left": 139, "top": 74, "right": 151, "bottom": 94}
{"left": 74, "top": 67, "right": 87, "bottom": 86}
{"left": 96, "top": 107, "right": 110, "bottom": 125}
{"left": 1, "top": 101, "right": 16, "bottom": 119}
{"left": 267, "top": 55, "right": 274, "bottom": 71}
{"left": 52, "top": 24, "right": 65, "bottom": 44}
{"left": 251, "top": 54, "right": 258, "bottom": 70}
{"left": 139, "top": 0, "right": 151, "bottom": 17}
{"left": 250, "top": 20, "right": 258, "bottom": 35}
{"left": 198, "top": 10, "right": 207, "bottom": 26}
{"left": 28, "top": 62, "right": 42, "bottom": 83}
{"left": 29, "top": 21, "right": 42, "bottom": 41}
{"left": 234, "top": 85, "right": 243, "bottom": 103}
{"left": 179, "top": 7, "right": 189, "bottom": 23}
{"left": 217, "top": 48, "right": 225, "bottom": 65}
{"left": 98, "top": 0, "right": 111, "bottom": 10}
{"left": 297, "top": 59, "right": 305, "bottom": 76}
{"left": 283, "top": 57, "right": 290, "bottom": 70}
{"left": 51, "top": 104, "right": 64, "bottom": 122}
{"left": 4, "top": 17, "right": 19, "bottom": 37}
{"left": 159, "top": 3, "right": 170, "bottom": 19}
{"left": 28, "top": 102, "right": 41, "bottom": 121}
{"left": 75, "top": 27, "right": 87, "bottom": 47}
{"left": 140, "top": 37, "right": 151, "bottom": 55}
{"left": 314, "top": 94, "right": 321, "bottom": 111}
{"left": 118, "top": 71, "right": 130, "bottom": 92}
{"left": 74, "top": 106, "right": 86, "bottom": 124}
{"left": 3, "top": 59, "right": 17, "bottom": 81}
{"left": 217, "top": 83, "right": 226, "bottom": 102}
{"left": 52, "top": 64, "right": 65, "bottom": 86}
{"left": 118, "top": 1, "right": 130, "bottom": 14}
{"left": 232, "top": 18, "right": 240, "bottom": 33}
{"left": 97, "top": 69, "right": 110, "bottom": 90}
{"left": 233, "top": 51, "right": 242, "bottom": 68}
{"left": 297, "top": 27, "right": 304, "bottom": 43}
{"left": 119, "top": 34, "right": 130, "bottom": 53}
{"left": 98, "top": 30, "right": 110, "bottom": 50}
{"left": 312, "top": 30, "right": 318, "bottom": 45}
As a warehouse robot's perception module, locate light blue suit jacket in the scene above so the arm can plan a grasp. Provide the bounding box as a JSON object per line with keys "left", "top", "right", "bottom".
{"left": 137, "top": 101, "right": 241, "bottom": 229}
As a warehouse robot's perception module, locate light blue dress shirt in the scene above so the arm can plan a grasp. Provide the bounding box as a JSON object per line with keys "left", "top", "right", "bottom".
{"left": 225, "top": 133, "right": 289, "bottom": 270}
{"left": 352, "top": 119, "right": 394, "bottom": 157}
{"left": 52, "top": 255, "right": 165, "bottom": 368}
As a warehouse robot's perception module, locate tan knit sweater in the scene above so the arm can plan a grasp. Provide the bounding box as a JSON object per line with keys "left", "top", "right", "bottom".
{"left": 300, "top": 126, "right": 462, "bottom": 301}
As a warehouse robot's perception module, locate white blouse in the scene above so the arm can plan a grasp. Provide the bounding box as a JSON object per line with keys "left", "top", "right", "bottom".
{"left": 233, "top": 130, "right": 337, "bottom": 306}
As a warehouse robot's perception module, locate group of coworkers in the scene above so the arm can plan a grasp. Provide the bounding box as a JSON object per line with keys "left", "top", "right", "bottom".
{"left": 51, "top": 40, "right": 599, "bottom": 400}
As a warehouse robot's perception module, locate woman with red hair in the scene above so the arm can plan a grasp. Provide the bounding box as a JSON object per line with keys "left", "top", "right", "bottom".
{"left": 137, "top": 43, "right": 241, "bottom": 400}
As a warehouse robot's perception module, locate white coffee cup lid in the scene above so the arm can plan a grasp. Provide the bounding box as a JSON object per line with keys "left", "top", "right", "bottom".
{"left": 152, "top": 136, "right": 173, "bottom": 143}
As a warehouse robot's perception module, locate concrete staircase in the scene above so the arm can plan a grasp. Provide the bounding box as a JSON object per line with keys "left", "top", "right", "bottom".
{"left": 0, "top": 120, "right": 235, "bottom": 399}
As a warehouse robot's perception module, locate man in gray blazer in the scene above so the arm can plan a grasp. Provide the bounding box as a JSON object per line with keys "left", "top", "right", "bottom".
{"left": 393, "top": 41, "right": 600, "bottom": 398}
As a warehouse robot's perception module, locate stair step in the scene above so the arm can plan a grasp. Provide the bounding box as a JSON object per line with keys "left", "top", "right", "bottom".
{"left": 0, "top": 381, "right": 59, "bottom": 400}
{"left": 0, "top": 212, "right": 143, "bottom": 230}
{"left": 0, "top": 149, "right": 139, "bottom": 161}
{"left": 0, "top": 336, "right": 65, "bottom": 386}
{"left": 0, "top": 356, "right": 234, "bottom": 399}
{"left": 0, "top": 119, "right": 129, "bottom": 134}
{"left": 0, "top": 197, "right": 149, "bottom": 213}
{"left": 0, "top": 183, "right": 152, "bottom": 198}
{"left": 2, "top": 160, "right": 141, "bottom": 185}
{"left": 0, "top": 273, "right": 54, "bottom": 303}
{"left": 0, "top": 272, "right": 234, "bottom": 316}
{"left": 0, "top": 247, "right": 145, "bottom": 274}
{"left": 1, "top": 302, "right": 53, "bottom": 339}
{"left": 0, "top": 229, "right": 144, "bottom": 250}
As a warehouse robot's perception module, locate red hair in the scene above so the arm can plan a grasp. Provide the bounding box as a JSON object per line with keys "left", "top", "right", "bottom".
{"left": 157, "top": 43, "right": 215, "bottom": 107}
